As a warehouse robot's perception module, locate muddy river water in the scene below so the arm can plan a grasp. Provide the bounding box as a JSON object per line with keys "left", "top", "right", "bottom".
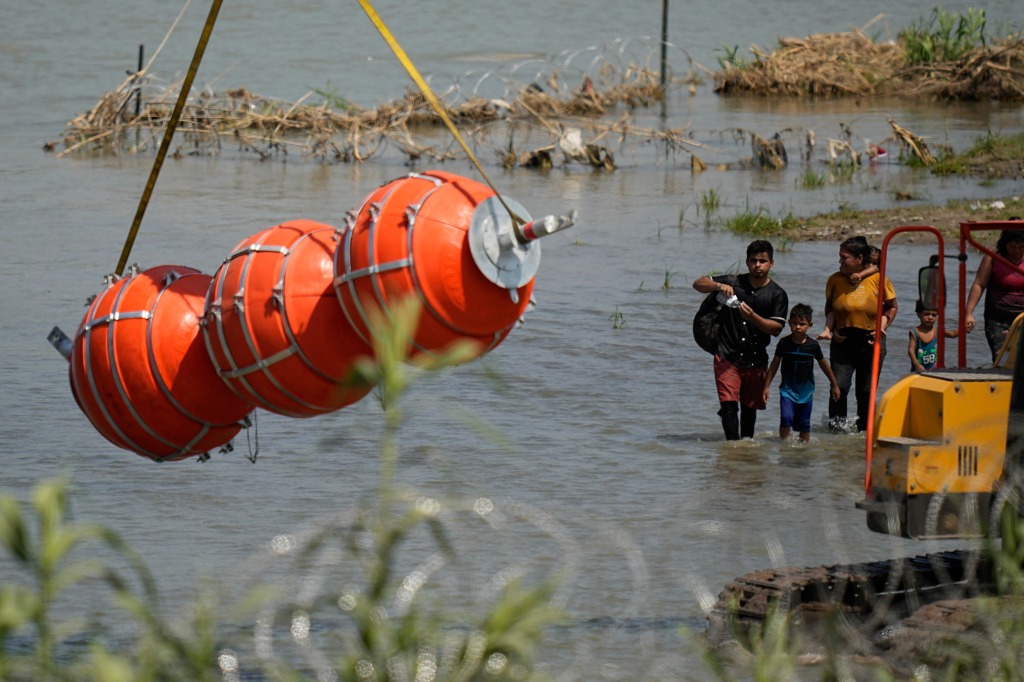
{"left": 2, "top": 0, "right": 1022, "bottom": 678}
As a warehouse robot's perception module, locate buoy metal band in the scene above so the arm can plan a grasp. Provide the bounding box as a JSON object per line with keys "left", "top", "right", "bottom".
{"left": 336, "top": 185, "right": 401, "bottom": 347}
{"left": 402, "top": 180, "right": 505, "bottom": 350}
{"left": 219, "top": 346, "right": 296, "bottom": 379}
{"left": 207, "top": 230, "right": 326, "bottom": 415}
{"left": 274, "top": 229, "right": 340, "bottom": 384}
{"left": 363, "top": 179, "right": 445, "bottom": 356}
{"left": 334, "top": 258, "right": 412, "bottom": 285}
{"left": 85, "top": 274, "right": 179, "bottom": 460}
{"left": 77, "top": 310, "right": 150, "bottom": 336}
{"left": 145, "top": 274, "right": 225, "bottom": 430}
{"left": 206, "top": 245, "right": 274, "bottom": 411}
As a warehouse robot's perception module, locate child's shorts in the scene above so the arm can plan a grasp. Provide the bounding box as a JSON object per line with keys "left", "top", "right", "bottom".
{"left": 779, "top": 395, "right": 813, "bottom": 433}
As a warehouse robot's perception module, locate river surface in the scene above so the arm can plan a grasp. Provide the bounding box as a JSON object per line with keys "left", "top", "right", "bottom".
{"left": 2, "top": 0, "right": 1023, "bottom": 679}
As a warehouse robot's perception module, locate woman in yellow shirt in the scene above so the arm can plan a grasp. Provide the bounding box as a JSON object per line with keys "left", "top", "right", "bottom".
{"left": 817, "top": 237, "right": 898, "bottom": 432}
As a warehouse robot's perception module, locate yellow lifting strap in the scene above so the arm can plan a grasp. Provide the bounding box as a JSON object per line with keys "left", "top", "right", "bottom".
{"left": 114, "top": 0, "right": 224, "bottom": 276}
{"left": 356, "top": 0, "right": 526, "bottom": 232}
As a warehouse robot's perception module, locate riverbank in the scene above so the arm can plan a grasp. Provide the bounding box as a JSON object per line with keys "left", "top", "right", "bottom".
{"left": 786, "top": 195, "right": 1023, "bottom": 243}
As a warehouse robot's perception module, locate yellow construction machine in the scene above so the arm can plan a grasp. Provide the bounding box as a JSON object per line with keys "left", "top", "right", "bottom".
{"left": 858, "top": 220, "right": 1024, "bottom": 539}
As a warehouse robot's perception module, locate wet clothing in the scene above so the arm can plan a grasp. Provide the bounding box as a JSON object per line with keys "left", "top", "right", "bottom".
{"left": 714, "top": 357, "right": 767, "bottom": 409}
{"left": 911, "top": 328, "right": 938, "bottom": 371}
{"left": 829, "top": 328, "right": 886, "bottom": 432}
{"left": 706, "top": 273, "right": 787, "bottom": 440}
{"left": 824, "top": 271, "right": 896, "bottom": 331}
{"left": 824, "top": 271, "right": 896, "bottom": 432}
{"left": 985, "top": 257, "right": 1024, "bottom": 325}
{"left": 982, "top": 256, "right": 1024, "bottom": 360}
{"left": 779, "top": 395, "right": 813, "bottom": 433}
{"left": 773, "top": 335, "right": 824, "bottom": 404}
{"left": 709, "top": 274, "right": 789, "bottom": 369}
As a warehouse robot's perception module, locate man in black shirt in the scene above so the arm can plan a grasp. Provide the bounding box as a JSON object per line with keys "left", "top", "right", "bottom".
{"left": 692, "top": 240, "right": 789, "bottom": 440}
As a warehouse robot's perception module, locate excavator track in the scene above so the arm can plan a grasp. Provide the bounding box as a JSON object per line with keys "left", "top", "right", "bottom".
{"left": 707, "top": 549, "right": 997, "bottom": 641}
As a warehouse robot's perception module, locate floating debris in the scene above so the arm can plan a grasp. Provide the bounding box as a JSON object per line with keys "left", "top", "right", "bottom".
{"left": 888, "top": 117, "right": 936, "bottom": 165}
{"left": 751, "top": 132, "right": 787, "bottom": 169}
{"left": 58, "top": 59, "right": 697, "bottom": 171}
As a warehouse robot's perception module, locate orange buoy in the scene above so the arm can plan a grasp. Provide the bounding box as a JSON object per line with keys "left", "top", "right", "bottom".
{"left": 68, "top": 265, "right": 253, "bottom": 461}
{"left": 335, "top": 171, "right": 542, "bottom": 358}
{"left": 204, "top": 220, "right": 374, "bottom": 417}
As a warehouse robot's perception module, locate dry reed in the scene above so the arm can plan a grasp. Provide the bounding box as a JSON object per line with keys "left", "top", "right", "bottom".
{"left": 59, "top": 65, "right": 699, "bottom": 170}
{"left": 715, "top": 31, "right": 1024, "bottom": 100}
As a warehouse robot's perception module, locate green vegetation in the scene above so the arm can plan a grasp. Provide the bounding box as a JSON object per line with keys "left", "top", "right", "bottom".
{"left": 932, "top": 130, "right": 1024, "bottom": 177}
{"left": 608, "top": 306, "right": 626, "bottom": 329}
{"left": 899, "top": 7, "right": 988, "bottom": 65}
{"left": 831, "top": 201, "right": 862, "bottom": 220}
{"left": 798, "top": 169, "right": 826, "bottom": 190}
{"left": 715, "top": 44, "right": 749, "bottom": 70}
{"left": 310, "top": 84, "right": 359, "bottom": 113}
{"left": 662, "top": 264, "right": 676, "bottom": 290}
{"left": 0, "top": 299, "right": 565, "bottom": 681}
{"left": 720, "top": 201, "right": 801, "bottom": 238}
{"left": 699, "top": 188, "right": 722, "bottom": 215}
{"left": 829, "top": 163, "right": 857, "bottom": 184}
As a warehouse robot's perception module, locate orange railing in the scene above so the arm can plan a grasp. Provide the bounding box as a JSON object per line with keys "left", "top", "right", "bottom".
{"left": 866, "top": 226, "right": 944, "bottom": 493}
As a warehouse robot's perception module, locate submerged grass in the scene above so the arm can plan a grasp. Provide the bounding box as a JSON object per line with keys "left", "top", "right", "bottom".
{"left": 932, "top": 130, "right": 1024, "bottom": 176}
{"left": 720, "top": 201, "right": 801, "bottom": 238}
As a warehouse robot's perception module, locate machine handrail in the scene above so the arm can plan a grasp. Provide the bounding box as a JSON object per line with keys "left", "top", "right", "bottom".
{"left": 867, "top": 226, "right": 944, "bottom": 494}
{"left": 958, "top": 221, "right": 1024, "bottom": 367}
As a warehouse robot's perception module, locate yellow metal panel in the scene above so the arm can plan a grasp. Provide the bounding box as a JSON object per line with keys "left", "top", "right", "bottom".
{"left": 909, "top": 381, "right": 1010, "bottom": 494}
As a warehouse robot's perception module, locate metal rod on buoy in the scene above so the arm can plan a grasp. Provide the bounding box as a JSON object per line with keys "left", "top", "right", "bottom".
{"left": 469, "top": 198, "right": 577, "bottom": 294}
{"left": 517, "top": 210, "right": 578, "bottom": 244}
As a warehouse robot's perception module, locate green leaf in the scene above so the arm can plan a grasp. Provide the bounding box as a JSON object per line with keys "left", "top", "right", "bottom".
{"left": 0, "top": 497, "right": 31, "bottom": 563}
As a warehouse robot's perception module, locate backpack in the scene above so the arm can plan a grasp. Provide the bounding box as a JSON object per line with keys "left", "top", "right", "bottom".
{"left": 692, "top": 291, "right": 725, "bottom": 356}
{"left": 696, "top": 274, "right": 737, "bottom": 356}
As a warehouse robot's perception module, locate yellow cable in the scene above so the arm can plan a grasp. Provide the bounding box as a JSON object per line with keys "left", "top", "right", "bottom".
{"left": 115, "top": 0, "right": 224, "bottom": 276}
{"left": 357, "top": 0, "right": 525, "bottom": 231}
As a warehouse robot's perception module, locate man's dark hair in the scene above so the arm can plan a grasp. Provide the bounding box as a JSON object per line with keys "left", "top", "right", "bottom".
{"left": 789, "top": 303, "right": 813, "bottom": 322}
{"left": 747, "top": 240, "right": 774, "bottom": 260}
{"left": 839, "top": 236, "right": 872, "bottom": 263}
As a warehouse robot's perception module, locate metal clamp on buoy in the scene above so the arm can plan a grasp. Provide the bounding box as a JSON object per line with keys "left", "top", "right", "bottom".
{"left": 468, "top": 196, "right": 577, "bottom": 294}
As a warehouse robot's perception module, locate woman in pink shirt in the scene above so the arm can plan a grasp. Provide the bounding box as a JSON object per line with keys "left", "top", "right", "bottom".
{"left": 965, "top": 228, "right": 1024, "bottom": 362}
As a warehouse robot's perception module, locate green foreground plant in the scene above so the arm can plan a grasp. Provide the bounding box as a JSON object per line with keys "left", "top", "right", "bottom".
{"left": 0, "top": 298, "right": 567, "bottom": 681}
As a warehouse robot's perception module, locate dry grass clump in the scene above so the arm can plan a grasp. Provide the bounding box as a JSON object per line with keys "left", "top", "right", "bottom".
{"left": 716, "top": 30, "right": 903, "bottom": 97}
{"left": 714, "top": 31, "right": 1024, "bottom": 100}
{"left": 910, "top": 39, "right": 1024, "bottom": 100}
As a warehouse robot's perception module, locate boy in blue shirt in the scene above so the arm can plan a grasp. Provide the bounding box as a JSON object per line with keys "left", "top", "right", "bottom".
{"left": 763, "top": 304, "right": 841, "bottom": 441}
{"left": 908, "top": 300, "right": 958, "bottom": 372}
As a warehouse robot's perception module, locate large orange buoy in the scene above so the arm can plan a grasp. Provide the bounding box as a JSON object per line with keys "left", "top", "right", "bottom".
{"left": 335, "top": 171, "right": 573, "bottom": 358}
{"left": 50, "top": 172, "right": 576, "bottom": 462}
{"left": 67, "top": 265, "right": 254, "bottom": 461}
{"left": 204, "top": 220, "right": 374, "bottom": 417}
